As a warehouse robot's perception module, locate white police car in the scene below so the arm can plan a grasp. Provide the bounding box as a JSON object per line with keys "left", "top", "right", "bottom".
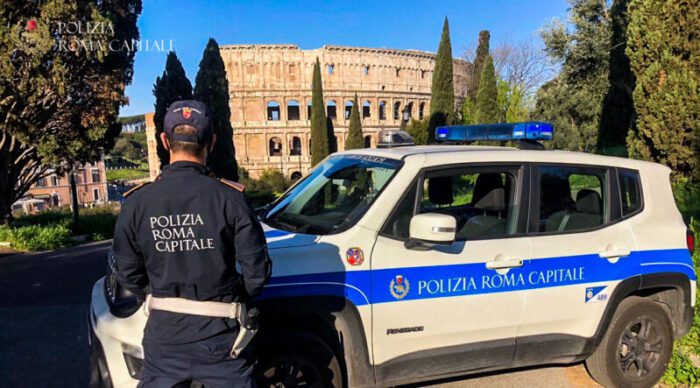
{"left": 89, "top": 122, "right": 697, "bottom": 388}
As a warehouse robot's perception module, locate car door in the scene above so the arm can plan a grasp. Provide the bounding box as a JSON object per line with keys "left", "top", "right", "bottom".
{"left": 515, "top": 164, "right": 639, "bottom": 362}
{"left": 370, "top": 164, "right": 531, "bottom": 383}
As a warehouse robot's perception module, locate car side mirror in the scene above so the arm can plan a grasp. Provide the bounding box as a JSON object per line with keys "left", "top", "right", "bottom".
{"left": 406, "top": 213, "right": 456, "bottom": 249}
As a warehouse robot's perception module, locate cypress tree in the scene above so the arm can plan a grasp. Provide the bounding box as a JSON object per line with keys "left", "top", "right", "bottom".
{"left": 194, "top": 38, "right": 238, "bottom": 181}
{"left": 475, "top": 55, "right": 499, "bottom": 123}
{"left": 407, "top": 118, "right": 430, "bottom": 145}
{"left": 345, "top": 94, "right": 364, "bottom": 150}
{"left": 626, "top": 0, "right": 700, "bottom": 178}
{"left": 153, "top": 52, "right": 193, "bottom": 169}
{"left": 470, "top": 30, "right": 491, "bottom": 100}
{"left": 428, "top": 17, "right": 455, "bottom": 143}
{"left": 310, "top": 58, "right": 329, "bottom": 166}
{"left": 598, "top": 0, "right": 635, "bottom": 154}
{"left": 326, "top": 117, "right": 337, "bottom": 154}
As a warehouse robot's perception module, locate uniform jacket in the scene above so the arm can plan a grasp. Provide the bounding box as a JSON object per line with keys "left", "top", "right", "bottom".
{"left": 112, "top": 161, "right": 271, "bottom": 343}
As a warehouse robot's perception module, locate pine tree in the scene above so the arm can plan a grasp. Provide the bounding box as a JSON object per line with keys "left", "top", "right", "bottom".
{"left": 345, "top": 94, "right": 364, "bottom": 150}
{"left": 153, "top": 52, "right": 193, "bottom": 169}
{"left": 0, "top": 0, "right": 141, "bottom": 224}
{"left": 475, "top": 55, "right": 499, "bottom": 123}
{"left": 194, "top": 39, "right": 238, "bottom": 181}
{"left": 428, "top": 17, "right": 455, "bottom": 143}
{"left": 470, "top": 30, "right": 491, "bottom": 100}
{"left": 310, "top": 58, "right": 329, "bottom": 166}
{"left": 599, "top": 0, "right": 635, "bottom": 154}
{"left": 626, "top": 0, "right": 700, "bottom": 177}
{"left": 535, "top": 0, "right": 611, "bottom": 152}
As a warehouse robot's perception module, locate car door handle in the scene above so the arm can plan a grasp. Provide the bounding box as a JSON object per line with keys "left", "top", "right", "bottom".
{"left": 599, "top": 246, "right": 631, "bottom": 259}
{"left": 486, "top": 259, "right": 524, "bottom": 270}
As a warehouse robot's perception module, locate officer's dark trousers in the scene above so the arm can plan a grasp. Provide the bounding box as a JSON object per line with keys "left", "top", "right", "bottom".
{"left": 138, "top": 328, "right": 255, "bottom": 388}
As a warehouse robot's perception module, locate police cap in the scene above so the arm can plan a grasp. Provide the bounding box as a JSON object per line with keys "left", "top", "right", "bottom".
{"left": 164, "top": 100, "right": 213, "bottom": 144}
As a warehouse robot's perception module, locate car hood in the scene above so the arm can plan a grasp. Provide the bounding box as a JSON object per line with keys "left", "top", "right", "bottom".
{"left": 262, "top": 223, "right": 318, "bottom": 249}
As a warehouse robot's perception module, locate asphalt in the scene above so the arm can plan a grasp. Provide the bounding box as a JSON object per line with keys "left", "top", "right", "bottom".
{"left": 0, "top": 241, "right": 111, "bottom": 387}
{"left": 0, "top": 242, "right": 599, "bottom": 388}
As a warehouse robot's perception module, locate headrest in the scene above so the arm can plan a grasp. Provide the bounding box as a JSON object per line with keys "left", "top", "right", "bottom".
{"left": 472, "top": 173, "right": 504, "bottom": 205}
{"left": 576, "top": 189, "right": 602, "bottom": 214}
{"left": 428, "top": 176, "right": 453, "bottom": 205}
{"left": 540, "top": 173, "right": 573, "bottom": 207}
{"left": 474, "top": 187, "right": 506, "bottom": 212}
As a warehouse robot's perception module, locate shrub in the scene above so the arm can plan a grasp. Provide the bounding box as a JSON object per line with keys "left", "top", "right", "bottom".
{"left": 0, "top": 224, "right": 70, "bottom": 251}
{"left": 10, "top": 205, "right": 119, "bottom": 246}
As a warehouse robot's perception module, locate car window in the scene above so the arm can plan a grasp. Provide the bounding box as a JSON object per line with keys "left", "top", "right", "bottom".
{"left": 537, "top": 165, "right": 608, "bottom": 233}
{"left": 265, "top": 155, "right": 402, "bottom": 235}
{"left": 383, "top": 168, "right": 520, "bottom": 241}
{"left": 619, "top": 169, "right": 642, "bottom": 216}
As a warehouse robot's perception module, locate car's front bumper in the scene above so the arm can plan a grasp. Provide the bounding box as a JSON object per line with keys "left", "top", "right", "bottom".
{"left": 89, "top": 278, "right": 146, "bottom": 388}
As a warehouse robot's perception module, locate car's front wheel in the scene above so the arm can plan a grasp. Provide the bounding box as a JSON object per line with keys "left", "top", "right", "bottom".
{"left": 585, "top": 296, "right": 674, "bottom": 388}
{"left": 256, "top": 331, "right": 343, "bottom": 388}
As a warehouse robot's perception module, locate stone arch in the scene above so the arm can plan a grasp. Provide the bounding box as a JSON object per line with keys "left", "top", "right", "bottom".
{"left": 287, "top": 99, "right": 300, "bottom": 121}
{"left": 290, "top": 136, "right": 302, "bottom": 156}
{"left": 393, "top": 101, "right": 401, "bottom": 120}
{"left": 362, "top": 101, "right": 371, "bottom": 119}
{"left": 404, "top": 102, "right": 414, "bottom": 121}
{"left": 344, "top": 100, "right": 354, "bottom": 120}
{"left": 306, "top": 100, "right": 312, "bottom": 120}
{"left": 379, "top": 101, "right": 387, "bottom": 121}
{"left": 269, "top": 137, "right": 283, "bottom": 156}
{"left": 364, "top": 135, "right": 372, "bottom": 148}
{"left": 267, "top": 100, "right": 281, "bottom": 121}
{"left": 419, "top": 102, "right": 426, "bottom": 120}
{"left": 327, "top": 100, "right": 337, "bottom": 119}
{"left": 291, "top": 171, "right": 302, "bottom": 180}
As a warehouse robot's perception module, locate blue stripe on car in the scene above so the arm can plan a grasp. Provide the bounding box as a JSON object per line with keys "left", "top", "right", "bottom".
{"left": 259, "top": 249, "right": 696, "bottom": 307}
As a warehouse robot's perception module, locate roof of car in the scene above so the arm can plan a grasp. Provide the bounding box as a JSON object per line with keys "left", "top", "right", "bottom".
{"left": 337, "top": 145, "right": 510, "bottom": 158}
{"left": 335, "top": 145, "right": 668, "bottom": 172}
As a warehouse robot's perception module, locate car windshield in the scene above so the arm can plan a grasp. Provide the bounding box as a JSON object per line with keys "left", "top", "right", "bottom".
{"left": 264, "top": 154, "right": 402, "bottom": 235}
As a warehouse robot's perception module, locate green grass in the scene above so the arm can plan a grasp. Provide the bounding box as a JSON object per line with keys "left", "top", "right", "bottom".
{"left": 106, "top": 164, "right": 150, "bottom": 181}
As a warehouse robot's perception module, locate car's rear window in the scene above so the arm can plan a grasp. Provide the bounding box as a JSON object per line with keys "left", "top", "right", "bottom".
{"left": 619, "top": 169, "right": 642, "bottom": 217}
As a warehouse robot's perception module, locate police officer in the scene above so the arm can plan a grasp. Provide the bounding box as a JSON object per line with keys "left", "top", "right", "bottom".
{"left": 112, "top": 100, "right": 271, "bottom": 387}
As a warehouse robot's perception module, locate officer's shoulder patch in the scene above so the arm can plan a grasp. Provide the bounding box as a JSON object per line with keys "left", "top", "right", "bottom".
{"left": 218, "top": 178, "right": 245, "bottom": 192}
{"left": 123, "top": 182, "right": 151, "bottom": 198}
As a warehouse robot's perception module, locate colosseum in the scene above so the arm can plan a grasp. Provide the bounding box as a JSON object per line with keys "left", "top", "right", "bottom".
{"left": 222, "top": 44, "right": 470, "bottom": 179}
{"left": 146, "top": 44, "right": 471, "bottom": 180}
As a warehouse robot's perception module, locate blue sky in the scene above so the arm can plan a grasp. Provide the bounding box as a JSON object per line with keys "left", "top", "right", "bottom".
{"left": 121, "top": 0, "right": 570, "bottom": 117}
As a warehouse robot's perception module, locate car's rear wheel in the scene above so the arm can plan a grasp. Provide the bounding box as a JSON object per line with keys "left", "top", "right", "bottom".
{"left": 256, "top": 331, "right": 343, "bottom": 388}
{"left": 585, "top": 297, "right": 674, "bottom": 388}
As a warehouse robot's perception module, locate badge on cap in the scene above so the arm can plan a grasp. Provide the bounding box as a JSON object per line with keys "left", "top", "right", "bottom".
{"left": 182, "top": 107, "right": 192, "bottom": 119}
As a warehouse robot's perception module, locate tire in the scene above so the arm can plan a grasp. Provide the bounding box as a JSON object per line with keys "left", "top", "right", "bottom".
{"left": 256, "top": 331, "right": 343, "bottom": 388}
{"left": 585, "top": 297, "right": 674, "bottom": 388}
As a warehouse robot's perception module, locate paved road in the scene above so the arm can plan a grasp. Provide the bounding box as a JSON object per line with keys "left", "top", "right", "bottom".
{"left": 0, "top": 242, "right": 599, "bottom": 387}
{"left": 0, "top": 241, "right": 111, "bottom": 387}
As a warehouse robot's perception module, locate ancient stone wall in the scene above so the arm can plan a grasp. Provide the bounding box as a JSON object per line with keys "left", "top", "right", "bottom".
{"left": 220, "top": 44, "right": 470, "bottom": 178}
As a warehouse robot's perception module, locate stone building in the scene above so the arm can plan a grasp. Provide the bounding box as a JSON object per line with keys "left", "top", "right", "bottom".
{"left": 145, "top": 44, "right": 470, "bottom": 180}
{"left": 145, "top": 112, "right": 160, "bottom": 180}
{"left": 224, "top": 44, "right": 469, "bottom": 178}
{"left": 12, "top": 160, "right": 108, "bottom": 214}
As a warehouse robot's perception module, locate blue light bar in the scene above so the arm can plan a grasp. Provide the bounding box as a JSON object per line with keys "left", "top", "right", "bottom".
{"left": 435, "top": 122, "right": 554, "bottom": 142}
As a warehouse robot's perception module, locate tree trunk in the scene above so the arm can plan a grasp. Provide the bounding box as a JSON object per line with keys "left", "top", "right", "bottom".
{"left": 70, "top": 169, "right": 80, "bottom": 233}
{"left": 0, "top": 130, "right": 50, "bottom": 225}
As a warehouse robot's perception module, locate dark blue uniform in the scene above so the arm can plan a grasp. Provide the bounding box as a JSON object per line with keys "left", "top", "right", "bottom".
{"left": 113, "top": 161, "right": 271, "bottom": 387}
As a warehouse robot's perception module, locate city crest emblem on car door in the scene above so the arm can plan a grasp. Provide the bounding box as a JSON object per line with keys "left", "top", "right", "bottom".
{"left": 390, "top": 275, "right": 410, "bottom": 300}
